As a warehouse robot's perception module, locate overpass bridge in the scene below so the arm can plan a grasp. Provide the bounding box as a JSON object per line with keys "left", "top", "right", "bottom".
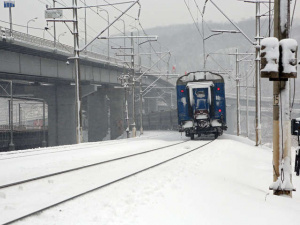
{"left": 0, "top": 27, "right": 175, "bottom": 149}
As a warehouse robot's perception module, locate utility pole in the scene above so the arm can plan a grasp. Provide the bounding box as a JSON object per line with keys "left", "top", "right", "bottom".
{"left": 9, "top": 3, "right": 13, "bottom": 37}
{"left": 255, "top": 0, "right": 262, "bottom": 146}
{"left": 4, "top": 1, "right": 15, "bottom": 37}
{"left": 53, "top": 0, "right": 56, "bottom": 48}
{"left": 42, "top": 100, "right": 47, "bottom": 147}
{"left": 236, "top": 48, "right": 240, "bottom": 136}
{"left": 125, "top": 86, "right": 130, "bottom": 138}
{"left": 229, "top": 52, "right": 254, "bottom": 136}
{"left": 72, "top": 0, "right": 82, "bottom": 143}
{"left": 131, "top": 32, "right": 136, "bottom": 137}
{"left": 8, "top": 81, "right": 14, "bottom": 151}
{"left": 139, "top": 79, "right": 143, "bottom": 135}
{"left": 271, "top": 0, "right": 293, "bottom": 196}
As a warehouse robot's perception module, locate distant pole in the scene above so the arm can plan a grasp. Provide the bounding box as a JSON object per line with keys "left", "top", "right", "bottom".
{"left": 53, "top": 0, "right": 56, "bottom": 47}
{"left": 236, "top": 48, "right": 240, "bottom": 136}
{"left": 9, "top": 81, "right": 14, "bottom": 151}
{"left": 18, "top": 103, "right": 21, "bottom": 126}
{"left": 73, "top": 0, "right": 82, "bottom": 143}
{"left": 131, "top": 32, "right": 136, "bottom": 137}
{"left": 255, "top": 1, "right": 262, "bottom": 146}
{"left": 100, "top": 9, "right": 109, "bottom": 60}
{"left": 272, "top": 0, "right": 292, "bottom": 196}
{"left": 125, "top": 88, "right": 130, "bottom": 138}
{"left": 84, "top": 0, "right": 87, "bottom": 47}
{"left": 9, "top": 6, "right": 13, "bottom": 37}
{"left": 139, "top": 79, "right": 143, "bottom": 135}
{"left": 42, "top": 100, "right": 47, "bottom": 147}
{"left": 246, "top": 70, "right": 249, "bottom": 138}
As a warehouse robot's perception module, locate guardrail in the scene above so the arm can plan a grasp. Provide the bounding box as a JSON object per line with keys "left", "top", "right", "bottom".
{"left": 0, "top": 26, "right": 159, "bottom": 74}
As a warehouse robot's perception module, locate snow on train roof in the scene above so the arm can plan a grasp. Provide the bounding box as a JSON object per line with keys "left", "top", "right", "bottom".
{"left": 186, "top": 82, "right": 214, "bottom": 89}
{"left": 177, "top": 71, "right": 224, "bottom": 85}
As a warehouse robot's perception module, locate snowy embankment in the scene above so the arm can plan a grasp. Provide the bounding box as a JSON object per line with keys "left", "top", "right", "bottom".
{"left": 1, "top": 131, "right": 299, "bottom": 225}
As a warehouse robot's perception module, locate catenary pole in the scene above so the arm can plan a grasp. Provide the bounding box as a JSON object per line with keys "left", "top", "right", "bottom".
{"left": 9, "top": 5, "right": 13, "bottom": 37}
{"left": 272, "top": 0, "right": 292, "bottom": 196}
{"left": 53, "top": 0, "right": 56, "bottom": 48}
{"left": 72, "top": 0, "right": 82, "bottom": 143}
{"left": 255, "top": 1, "right": 262, "bottom": 146}
{"left": 9, "top": 81, "right": 14, "bottom": 150}
{"left": 236, "top": 48, "right": 240, "bottom": 136}
{"left": 131, "top": 32, "right": 136, "bottom": 137}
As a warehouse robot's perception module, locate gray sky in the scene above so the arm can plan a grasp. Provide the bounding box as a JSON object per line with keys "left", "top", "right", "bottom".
{"left": 0, "top": 0, "right": 299, "bottom": 44}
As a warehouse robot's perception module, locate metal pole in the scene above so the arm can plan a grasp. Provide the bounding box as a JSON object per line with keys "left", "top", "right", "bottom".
{"left": 107, "top": 12, "right": 110, "bottom": 61}
{"left": 42, "top": 100, "right": 47, "bottom": 147}
{"left": 84, "top": 0, "right": 87, "bottom": 47}
{"left": 9, "top": 81, "right": 14, "bottom": 150}
{"left": 9, "top": 6, "right": 13, "bottom": 37}
{"left": 131, "top": 32, "right": 136, "bottom": 137}
{"left": 18, "top": 103, "right": 21, "bottom": 126}
{"left": 73, "top": 0, "right": 82, "bottom": 143}
{"left": 202, "top": 14, "right": 206, "bottom": 73}
{"left": 117, "top": 18, "right": 125, "bottom": 67}
{"left": 125, "top": 88, "right": 130, "bottom": 138}
{"left": 139, "top": 79, "right": 143, "bottom": 135}
{"left": 236, "top": 49, "right": 240, "bottom": 136}
{"left": 272, "top": 0, "right": 292, "bottom": 196}
{"left": 269, "top": 0, "right": 271, "bottom": 37}
{"left": 100, "top": 10, "right": 110, "bottom": 60}
{"left": 255, "top": 1, "right": 262, "bottom": 146}
{"left": 53, "top": 0, "right": 56, "bottom": 48}
{"left": 246, "top": 70, "right": 249, "bottom": 138}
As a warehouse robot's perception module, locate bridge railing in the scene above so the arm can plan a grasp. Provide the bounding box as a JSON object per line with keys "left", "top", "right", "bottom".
{"left": 1, "top": 27, "right": 159, "bottom": 74}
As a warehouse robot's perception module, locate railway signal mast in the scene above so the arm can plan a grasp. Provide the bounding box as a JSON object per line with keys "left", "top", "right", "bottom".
{"left": 260, "top": 0, "right": 298, "bottom": 196}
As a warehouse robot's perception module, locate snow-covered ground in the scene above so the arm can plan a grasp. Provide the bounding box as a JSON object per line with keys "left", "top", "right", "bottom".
{"left": 1, "top": 131, "right": 300, "bottom": 225}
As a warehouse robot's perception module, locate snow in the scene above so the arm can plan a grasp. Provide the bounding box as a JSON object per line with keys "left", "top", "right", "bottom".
{"left": 261, "top": 37, "right": 279, "bottom": 72}
{"left": 280, "top": 39, "right": 298, "bottom": 74}
{"left": 211, "top": 119, "right": 222, "bottom": 127}
{"left": 195, "top": 114, "right": 208, "bottom": 120}
{"left": 182, "top": 120, "right": 193, "bottom": 128}
{"left": 180, "top": 97, "right": 187, "bottom": 108}
{"left": 0, "top": 131, "right": 300, "bottom": 225}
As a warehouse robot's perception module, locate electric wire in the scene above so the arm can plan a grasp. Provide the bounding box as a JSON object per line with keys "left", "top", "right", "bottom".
{"left": 0, "top": 19, "right": 44, "bottom": 30}
{"left": 291, "top": 0, "right": 297, "bottom": 29}
{"left": 183, "top": 0, "right": 204, "bottom": 39}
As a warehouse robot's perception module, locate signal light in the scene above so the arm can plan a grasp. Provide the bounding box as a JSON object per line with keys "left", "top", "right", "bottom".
{"left": 217, "top": 87, "right": 220, "bottom": 91}
{"left": 218, "top": 109, "right": 222, "bottom": 112}
{"left": 181, "top": 90, "right": 184, "bottom": 93}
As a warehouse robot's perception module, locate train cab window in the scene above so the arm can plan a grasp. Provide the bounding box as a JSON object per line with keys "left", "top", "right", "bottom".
{"left": 196, "top": 91, "right": 205, "bottom": 98}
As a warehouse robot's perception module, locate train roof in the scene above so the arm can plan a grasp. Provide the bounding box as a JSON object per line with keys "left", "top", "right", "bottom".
{"left": 176, "top": 71, "right": 225, "bottom": 86}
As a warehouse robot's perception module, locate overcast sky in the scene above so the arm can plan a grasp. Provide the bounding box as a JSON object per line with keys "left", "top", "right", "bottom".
{"left": 0, "top": 0, "right": 299, "bottom": 44}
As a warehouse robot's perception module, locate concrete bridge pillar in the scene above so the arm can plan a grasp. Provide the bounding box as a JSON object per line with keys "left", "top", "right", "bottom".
{"left": 86, "top": 88, "right": 108, "bottom": 142}
{"left": 22, "top": 84, "right": 99, "bottom": 146}
{"left": 107, "top": 87, "right": 124, "bottom": 139}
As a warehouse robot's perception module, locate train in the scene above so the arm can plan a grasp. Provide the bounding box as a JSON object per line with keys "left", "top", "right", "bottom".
{"left": 176, "top": 71, "right": 227, "bottom": 139}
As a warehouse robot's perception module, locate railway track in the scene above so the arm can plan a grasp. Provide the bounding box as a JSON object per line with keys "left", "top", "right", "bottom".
{"left": 1, "top": 139, "right": 215, "bottom": 225}
{"left": 0, "top": 140, "right": 190, "bottom": 189}
{"left": 0, "top": 132, "right": 174, "bottom": 160}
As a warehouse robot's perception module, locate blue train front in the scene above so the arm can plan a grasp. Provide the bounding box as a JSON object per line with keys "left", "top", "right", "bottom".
{"left": 176, "top": 71, "right": 227, "bottom": 139}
